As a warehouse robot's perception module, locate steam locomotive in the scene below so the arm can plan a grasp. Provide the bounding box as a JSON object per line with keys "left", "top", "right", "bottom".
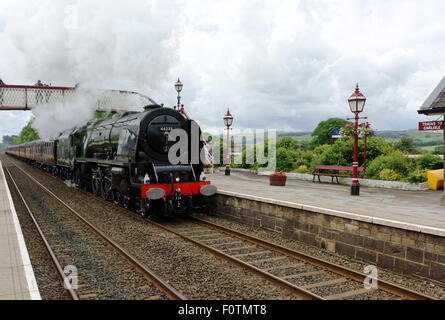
{"left": 6, "top": 105, "right": 216, "bottom": 217}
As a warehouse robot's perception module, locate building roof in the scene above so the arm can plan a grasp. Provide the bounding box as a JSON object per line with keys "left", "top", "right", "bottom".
{"left": 418, "top": 75, "right": 445, "bottom": 115}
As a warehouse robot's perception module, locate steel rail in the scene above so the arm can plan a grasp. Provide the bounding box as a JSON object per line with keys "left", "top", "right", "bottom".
{"left": 191, "top": 217, "right": 437, "bottom": 300}
{"left": 6, "top": 158, "right": 186, "bottom": 301}
{"left": 144, "top": 218, "right": 324, "bottom": 300}
{"left": 4, "top": 164, "right": 79, "bottom": 300}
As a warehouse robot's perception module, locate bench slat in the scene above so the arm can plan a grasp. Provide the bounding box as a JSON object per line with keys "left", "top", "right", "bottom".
{"left": 315, "top": 165, "right": 364, "bottom": 172}
{"left": 313, "top": 164, "right": 365, "bottom": 184}
{"left": 313, "top": 173, "right": 351, "bottom": 177}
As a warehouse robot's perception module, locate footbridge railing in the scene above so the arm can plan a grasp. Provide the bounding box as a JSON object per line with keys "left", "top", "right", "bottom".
{"left": 0, "top": 85, "right": 156, "bottom": 111}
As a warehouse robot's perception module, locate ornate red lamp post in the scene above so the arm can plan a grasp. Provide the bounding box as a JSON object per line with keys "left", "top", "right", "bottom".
{"left": 223, "top": 109, "right": 233, "bottom": 176}
{"left": 348, "top": 84, "right": 367, "bottom": 196}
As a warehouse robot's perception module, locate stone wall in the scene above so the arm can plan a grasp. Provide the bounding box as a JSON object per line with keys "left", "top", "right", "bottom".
{"left": 230, "top": 169, "right": 429, "bottom": 190}
{"left": 257, "top": 171, "right": 429, "bottom": 191}
{"left": 210, "top": 193, "right": 445, "bottom": 284}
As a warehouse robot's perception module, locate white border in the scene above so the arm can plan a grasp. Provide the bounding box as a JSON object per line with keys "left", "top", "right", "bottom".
{"left": 217, "top": 189, "right": 445, "bottom": 237}
{"left": 0, "top": 160, "right": 41, "bottom": 300}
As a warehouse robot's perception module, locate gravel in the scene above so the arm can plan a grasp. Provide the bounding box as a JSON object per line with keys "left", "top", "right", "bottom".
{"left": 192, "top": 212, "right": 445, "bottom": 299}
{"left": 271, "top": 267, "right": 316, "bottom": 278}
{"left": 311, "top": 282, "right": 361, "bottom": 297}
{"left": 215, "top": 242, "right": 251, "bottom": 250}
{"left": 252, "top": 258, "right": 302, "bottom": 270}
{"left": 347, "top": 290, "right": 395, "bottom": 300}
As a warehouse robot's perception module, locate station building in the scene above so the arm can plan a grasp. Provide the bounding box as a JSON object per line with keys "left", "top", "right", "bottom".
{"left": 418, "top": 76, "right": 445, "bottom": 204}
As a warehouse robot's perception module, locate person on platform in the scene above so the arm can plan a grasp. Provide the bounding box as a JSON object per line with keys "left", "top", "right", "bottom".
{"left": 34, "top": 80, "right": 44, "bottom": 103}
{"left": 43, "top": 83, "right": 52, "bottom": 102}
{"left": 0, "top": 78, "right": 4, "bottom": 105}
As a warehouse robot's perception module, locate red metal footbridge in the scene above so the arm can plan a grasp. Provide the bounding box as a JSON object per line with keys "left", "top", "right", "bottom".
{"left": 0, "top": 84, "right": 156, "bottom": 111}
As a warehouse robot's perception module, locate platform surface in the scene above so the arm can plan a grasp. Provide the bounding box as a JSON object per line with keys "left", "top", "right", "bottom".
{"left": 0, "top": 161, "right": 40, "bottom": 300}
{"left": 209, "top": 171, "right": 445, "bottom": 232}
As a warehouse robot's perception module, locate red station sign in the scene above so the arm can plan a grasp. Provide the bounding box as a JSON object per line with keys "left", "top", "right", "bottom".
{"left": 418, "top": 121, "right": 444, "bottom": 131}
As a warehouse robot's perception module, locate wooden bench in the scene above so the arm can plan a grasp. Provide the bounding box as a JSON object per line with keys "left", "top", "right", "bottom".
{"left": 312, "top": 165, "right": 365, "bottom": 184}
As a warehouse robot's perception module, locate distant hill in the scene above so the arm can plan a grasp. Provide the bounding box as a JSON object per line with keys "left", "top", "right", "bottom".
{"left": 374, "top": 129, "right": 443, "bottom": 151}
{"left": 277, "top": 131, "right": 312, "bottom": 141}
{"left": 374, "top": 129, "right": 441, "bottom": 141}
{"left": 204, "top": 129, "right": 443, "bottom": 152}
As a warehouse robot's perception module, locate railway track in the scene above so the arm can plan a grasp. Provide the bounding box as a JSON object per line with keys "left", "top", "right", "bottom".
{"left": 3, "top": 158, "right": 185, "bottom": 300}
{"left": 4, "top": 155, "right": 437, "bottom": 300}
{"left": 163, "top": 217, "right": 437, "bottom": 300}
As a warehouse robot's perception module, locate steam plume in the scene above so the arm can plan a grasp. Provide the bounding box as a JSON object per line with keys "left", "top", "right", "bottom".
{"left": 3, "top": 0, "right": 180, "bottom": 137}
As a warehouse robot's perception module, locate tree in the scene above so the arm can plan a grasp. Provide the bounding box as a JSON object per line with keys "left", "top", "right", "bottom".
{"left": 393, "top": 137, "right": 414, "bottom": 153}
{"left": 316, "top": 139, "right": 353, "bottom": 166}
{"left": 277, "top": 137, "right": 298, "bottom": 150}
{"left": 0, "top": 135, "right": 18, "bottom": 151}
{"left": 362, "top": 137, "right": 393, "bottom": 162}
{"left": 13, "top": 120, "right": 40, "bottom": 145}
{"left": 2, "top": 135, "right": 17, "bottom": 146}
{"left": 299, "top": 140, "right": 313, "bottom": 151}
{"left": 364, "top": 151, "right": 413, "bottom": 179}
{"left": 312, "top": 137, "right": 393, "bottom": 169}
{"left": 311, "top": 118, "right": 351, "bottom": 146}
{"left": 94, "top": 111, "right": 115, "bottom": 119}
{"left": 276, "top": 148, "right": 295, "bottom": 172}
{"left": 416, "top": 154, "right": 443, "bottom": 170}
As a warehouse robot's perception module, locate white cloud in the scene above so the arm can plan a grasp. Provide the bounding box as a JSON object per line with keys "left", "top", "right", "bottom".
{"left": 174, "top": 0, "right": 445, "bottom": 132}
{"left": 1, "top": 0, "right": 445, "bottom": 140}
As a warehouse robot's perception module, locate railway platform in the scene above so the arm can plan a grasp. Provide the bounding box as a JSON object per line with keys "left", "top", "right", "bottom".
{"left": 0, "top": 161, "right": 40, "bottom": 300}
{"left": 209, "top": 170, "right": 445, "bottom": 233}
{"left": 208, "top": 171, "right": 445, "bottom": 237}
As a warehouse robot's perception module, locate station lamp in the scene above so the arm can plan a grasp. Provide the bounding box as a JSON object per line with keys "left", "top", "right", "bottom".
{"left": 348, "top": 84, "right": 367, "bottom": 196}
{"left": 223, "top": 109, "right": 234, "bottom": 176}
{"left": 175, "top": 78, "right": 183, "bottom": 109}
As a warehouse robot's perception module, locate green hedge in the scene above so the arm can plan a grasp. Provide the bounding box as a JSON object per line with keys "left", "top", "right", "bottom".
{"left": 232, "top": 136, "right": 442, "bottom": 184}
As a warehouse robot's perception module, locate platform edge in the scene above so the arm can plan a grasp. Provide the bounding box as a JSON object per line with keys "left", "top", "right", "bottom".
{"left": 217, "top": 189, "right": 445, "bottom": 237}
{"left": 0, "top": 160, "right": 41, "bottom": 300}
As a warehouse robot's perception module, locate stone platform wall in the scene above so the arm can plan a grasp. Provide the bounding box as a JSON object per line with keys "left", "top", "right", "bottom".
{"left": 209, "top": 193, "right": 445, "bottom": 284}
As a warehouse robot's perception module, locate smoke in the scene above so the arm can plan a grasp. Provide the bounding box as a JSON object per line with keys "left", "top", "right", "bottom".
{"left": 30, "top": 87, "right": 156, "bottom": 138}
{"left": 1, "top": 0, "right": 181, "bottom": 137}
{"left": 64, "top": 180, "right": 77, "bottom": 188}
{"left": 4, "top": 0, "right": 180, "bottom": 89}
{"left": 31, "top": 88, "right": 98, "bottom": 138}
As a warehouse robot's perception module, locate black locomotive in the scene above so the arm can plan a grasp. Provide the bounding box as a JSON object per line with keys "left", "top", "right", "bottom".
{"left": 6, "top": 104, "right": 216, "bottom": 217}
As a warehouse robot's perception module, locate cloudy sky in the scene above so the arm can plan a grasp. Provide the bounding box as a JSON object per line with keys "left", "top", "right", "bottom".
{"left": 1, "top": 0, "right": 445, "bottom": 139}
